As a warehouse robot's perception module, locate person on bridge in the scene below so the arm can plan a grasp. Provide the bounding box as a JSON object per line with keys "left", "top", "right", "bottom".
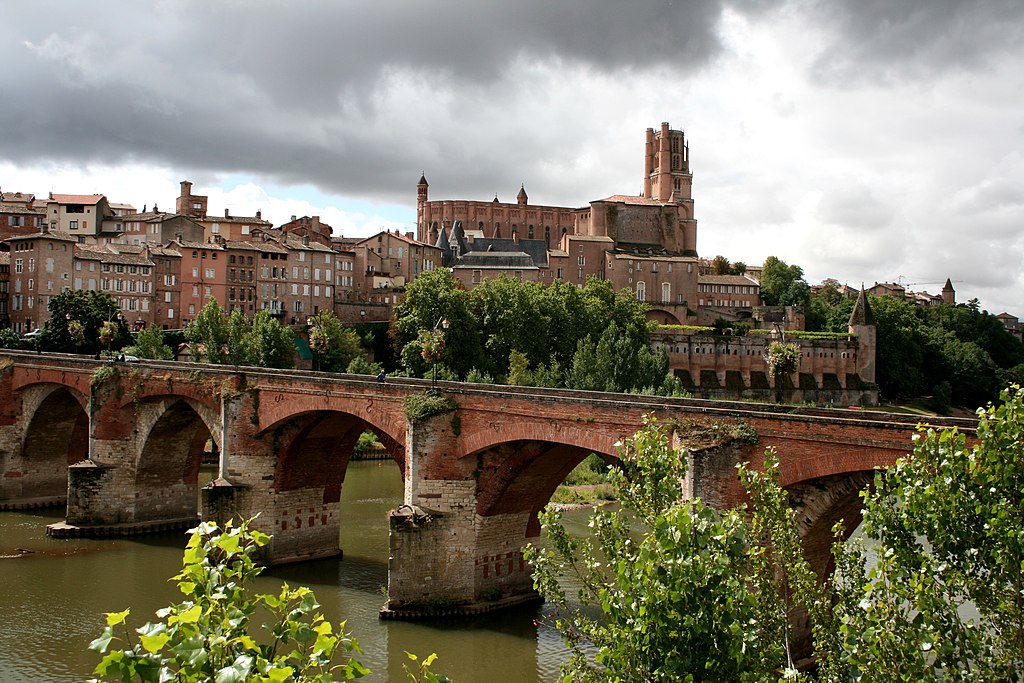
{"left": 377, "top": 370, "right": 386, "bottom": 383}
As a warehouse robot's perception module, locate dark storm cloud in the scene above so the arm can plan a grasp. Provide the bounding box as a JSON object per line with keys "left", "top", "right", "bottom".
{"left": 0, "top": 0, "right": 730, "bottom": 202}
{"left": 805, "top": 0, "right": 1024, "bottom": 84}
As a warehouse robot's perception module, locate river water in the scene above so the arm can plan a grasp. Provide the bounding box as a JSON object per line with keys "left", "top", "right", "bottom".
{"left": 0, "top": 461, "right": 582, "bottom": 682}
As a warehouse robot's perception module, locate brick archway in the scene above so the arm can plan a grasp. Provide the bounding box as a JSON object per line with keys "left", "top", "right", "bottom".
{"left": 134, "top": 398, "right": 215, "bottom": 523}
{"left": 7, "top": 384, "right": 89, "bottom": 506}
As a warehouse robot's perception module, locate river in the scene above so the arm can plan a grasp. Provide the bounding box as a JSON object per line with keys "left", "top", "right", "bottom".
{"left": 0, "top": 461, "right": 585, "bottom": 682}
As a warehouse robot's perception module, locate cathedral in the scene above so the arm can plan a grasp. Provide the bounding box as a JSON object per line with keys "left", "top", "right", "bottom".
{"left": 416, "top": 123, "right": 701, "bottom": 325}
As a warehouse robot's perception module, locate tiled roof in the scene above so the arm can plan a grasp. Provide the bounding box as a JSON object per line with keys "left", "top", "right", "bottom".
{"left": 149, "top": 246, "right": 182, "bottom": 258}
{"left": 5, "top": 230, "right": 77, "bottom": 242}
{"left": 595, "top": 194, "right": 669, "bottom": 206}
{"left": 49, "top": 194, "right": 105, "bottom": 205}
{"left": 698, "top": 274, "right": 760, "bottom": 286}
{"left": 0, "top": 191, "right": 34, "bottom": 203}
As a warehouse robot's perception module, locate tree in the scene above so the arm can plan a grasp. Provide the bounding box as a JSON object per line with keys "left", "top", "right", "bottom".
{"left": 390, "top": 269, "right": 483, "bottom": 379}
{"left": 185, "top": 300, "right": 229, "bottom": 363}
{"left": 44, "top": 290, "right": 130, "bottom": 355}
{"left": 832, "top": 385, "right": 1024, "bottom": 679}
{"left": 760, "top": 257, "right": 810, "bottom": 307}
{"left": 0, "top": 328, "right": 21, "bottom": 349}
{"left": 526, "top": 417, "right": 826, "bottom": 681}
{"left": 240, "top": 310, "right": 296, "bottom": 369}
{"left": 307, "top": 311, "right": 364, "bottom": 372}
{"left": 89, "top": 519, "right": 371, "bottom": 682}
{"left": 124, "top": 325, "right": 174, "bottom": 360}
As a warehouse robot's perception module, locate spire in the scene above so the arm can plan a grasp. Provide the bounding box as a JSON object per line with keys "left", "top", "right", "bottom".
{"left": 849, "top": 287, "right": 876, "bottom": 326}
{"left": 517, "top": 184, "right": 528, "bottom": 205}
{"left": 417, "top": 172, "right": 428, "bottom": 187}
{"left": 434, "top": 225, "right": 449, "bottom": 251}
{"left": 493, "top": 193, "right": 499, "bottom": 203}
{"left": 942, "top": 277, "right": 955, "bottom": 305}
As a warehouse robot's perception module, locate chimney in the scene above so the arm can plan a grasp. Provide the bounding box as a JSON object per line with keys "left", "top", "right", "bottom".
{"left": 153, "top": 203, "right": 159, "bottom": 213}
{"left": 291, "top": 215, "right": 297, "bottom": 222}
{"left": 256, "top": 209, "right": 261, "bottom": 220}
{"left": 180, "top": 180, "right": 192, "bottom": 197}
{"left": 312, "top": 216, "right": 320, "bottom": 232}
{"left": 224, "top": 208, "right": 230, "bottom": 218}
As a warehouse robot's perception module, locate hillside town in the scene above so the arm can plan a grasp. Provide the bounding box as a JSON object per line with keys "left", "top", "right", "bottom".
{"left": 0, "top": 125, "right": 1017, "bottom": 407}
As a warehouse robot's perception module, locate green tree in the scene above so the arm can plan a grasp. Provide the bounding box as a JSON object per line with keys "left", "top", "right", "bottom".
{"left": 185, "top": 300, "right": 229, "bottom": 363}
{"left": 527, "top": 417, "right": 826, "bottom": 681}
{"left": 308, "top": 311, "right": 364, "bottom": 372}
{"left": 240, "top": 310, "right": 296, "bottom": 369}
{"left": 760, "top": 257, "right": 810, "bottom": 307}
{"left": 0, "top": 327, "right": 21, "bottom": 349}
{"left": 390, "top": 269, "right": 483, "bottom": 379}
{"left": 832, "top": 385, "right": 1024, "bottom": 679}
{"left": 124, "top": 325, "right": 174, "bottom": 360}
{"left": 44, "top": 290, "right": 129, "bottom": 354}
{"left": 89, "top": 519, "right": 371, "bottom": 682}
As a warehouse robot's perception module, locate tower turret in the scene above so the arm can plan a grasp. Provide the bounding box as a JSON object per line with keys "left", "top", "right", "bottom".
{"left": 942, "top": 278, "right": 955, "bottom": 305}
{"left": 517, "top": 184, "right": 528, "bottom": 205}
{"left": 848, "top": 287, "right": 877, "bottom": 386}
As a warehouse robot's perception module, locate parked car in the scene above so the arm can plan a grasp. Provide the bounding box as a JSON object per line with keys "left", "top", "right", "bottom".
{"left": 22, "top": 329, "right": 43, "bottom": 339}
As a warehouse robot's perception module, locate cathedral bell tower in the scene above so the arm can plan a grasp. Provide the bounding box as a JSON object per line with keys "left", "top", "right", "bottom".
{"left": 416, "top": 173, "right": 429, "bottom": 242}
{"left": 642, "top": 122, "right": 697, "bottom": 254}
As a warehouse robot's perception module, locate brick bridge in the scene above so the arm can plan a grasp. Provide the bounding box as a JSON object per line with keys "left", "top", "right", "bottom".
{"left": 0, "top": 351, "right": 976, "bottom": 616}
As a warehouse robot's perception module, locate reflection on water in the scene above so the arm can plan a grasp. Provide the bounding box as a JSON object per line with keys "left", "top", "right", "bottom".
{"left": 0, "top": 461, "right": 583, "bottom": 682}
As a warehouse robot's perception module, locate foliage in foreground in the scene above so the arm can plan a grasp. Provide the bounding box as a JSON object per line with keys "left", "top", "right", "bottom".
{"left": 831, "top": 384, "right": 1024, "bottom": 680}
{"left": 90, "top": 519, "right": 369, "bottom": 682}
{"left": 526, "top": 417, "right": 824, "bottom": 681}
{"left": 89, "top": 519, "right": 450, "bottom": 683}
{"left": 530, "top": 386, "right": 1024, "bottom": 681}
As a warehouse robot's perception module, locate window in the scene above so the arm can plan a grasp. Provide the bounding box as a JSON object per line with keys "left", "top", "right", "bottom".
{"left": 662, "top": 282, "right": 671, "bottom": 304}
{"left": 205, "top": 268, "right": 215, "bottom": 278}
{"left": 69, "top": 220, "right": 78, "bottom": 229}
{"left": 636, "top": 281, "right": 646, "bottom": 301}
{"left": 14, "top": 259, "right": 22, "bottom": 273}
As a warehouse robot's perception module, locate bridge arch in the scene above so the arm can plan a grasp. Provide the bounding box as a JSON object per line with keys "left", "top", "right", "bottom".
{"left": 6, "top": 383, "right": 89, "bottom": 506}
{"left": 133, "top": 397, "right": 218, "bottom": 524}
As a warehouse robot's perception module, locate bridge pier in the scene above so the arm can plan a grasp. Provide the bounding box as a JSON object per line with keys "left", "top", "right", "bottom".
{"left": 201, "top": 386, "right": 344, "bottom": 564}
{"left": 384, "top": 410, "right": 540, "bottom": 618}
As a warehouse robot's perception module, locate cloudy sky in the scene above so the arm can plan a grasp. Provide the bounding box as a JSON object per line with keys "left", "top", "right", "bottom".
{"left": 2, "top": 0, "right": 1022, "bottom": 314}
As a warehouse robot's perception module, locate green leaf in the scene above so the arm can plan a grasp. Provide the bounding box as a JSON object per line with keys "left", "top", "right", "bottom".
{"left": 106, "top": 609, "right": 130, "bottom": 627}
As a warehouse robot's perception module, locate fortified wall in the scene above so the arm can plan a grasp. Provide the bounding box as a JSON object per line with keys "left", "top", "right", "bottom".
{"left": 653, "top": 288, "right": 880, "bottom": 407}
{"left": 652, "top": 330, "right": 877, "bottom": 406}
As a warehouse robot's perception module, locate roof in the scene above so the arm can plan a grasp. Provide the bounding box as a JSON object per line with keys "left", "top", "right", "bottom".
{"left": 4, "top": 230, "right": 77, "bottom": 243}
{"left": 594, "top": 194, "right": 671, "bottom": 206}
{"left": 0, "top": 191, "right": 34, "bottom": 203}
{"left": 74, "top": 244, "right": 154, "bottom": 266}
{"left": 48, "top": 194, "right": 105, "bottom": 205}
{"left": 149, "top": 246, "right": 182, "bottom": 258}
{"left": 849, "top": 288, "right": 876, "bottom": 326}
{"left": 699, "top": 274, "right": 760, "bottom": 286}
{"left": 0, "top": 202, "right": 44, "bottom": 214}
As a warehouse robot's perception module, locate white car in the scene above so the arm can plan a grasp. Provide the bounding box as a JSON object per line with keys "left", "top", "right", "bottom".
{"left": 22, "top": 329, "right": 43, "bottom": 339}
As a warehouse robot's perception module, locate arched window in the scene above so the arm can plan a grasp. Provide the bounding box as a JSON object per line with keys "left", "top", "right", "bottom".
{"left": 672, "top": 155, "right": 681, "bottom": 170}
{"left": 494, "top": 222, "right": 501, "bottom": 238}
{"left": 478, "top": 221, "right": 484, "bottom": 230}
{"left": 662, "top": 282, "right": 671, "bottom": 303}
{"left": 544, "top": 226, "right": 551, "bottom": 246}
{"left": 636, "top": 281, "right": 646, "bottom": 301}
{"left": 528, "top": 225, "right": 534, "bottom": 239}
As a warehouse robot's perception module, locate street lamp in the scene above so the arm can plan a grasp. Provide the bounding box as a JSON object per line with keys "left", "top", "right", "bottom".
{"left": 307, "top": 314, "right": 329, "bottom": 372}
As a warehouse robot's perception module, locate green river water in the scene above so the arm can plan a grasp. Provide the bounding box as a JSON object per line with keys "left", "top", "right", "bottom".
{"left": 0, "top": 461, "right": 584, "bottom": 682}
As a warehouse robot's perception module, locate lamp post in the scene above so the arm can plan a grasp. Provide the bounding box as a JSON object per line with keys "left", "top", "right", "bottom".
{"left": 420, "top": 317, "right": 449, "bottom": 390}
{"left": 307, "top": 315, "right": 329, "bottom": 372}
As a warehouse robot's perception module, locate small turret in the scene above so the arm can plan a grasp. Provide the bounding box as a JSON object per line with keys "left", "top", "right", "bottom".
{"left": 942, "top": 278, "right": 955, "bottom": 305}
{"left": 848, "top": 287, "right": 877, "bottom": 386}
{"left": 517, "top": 185, "right": 528, "bottom": 205}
